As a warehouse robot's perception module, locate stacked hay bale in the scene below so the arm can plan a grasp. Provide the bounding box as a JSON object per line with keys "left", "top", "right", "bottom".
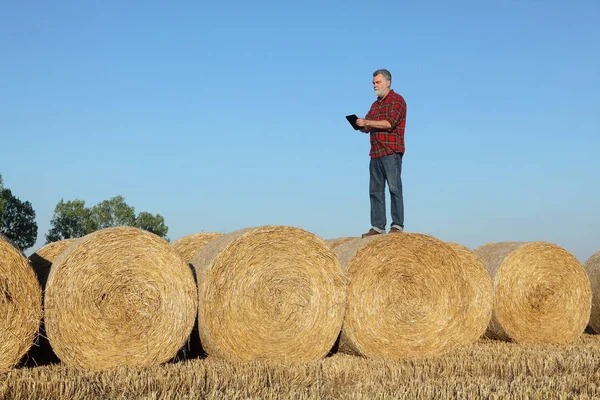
{"left": 474, "top": 242, "right": 591, "bottom": 343}
{"left": 584, "top": 250, "right": 600, "bottom": 333}
{"left": 0, "top": 235, "right": 42, "bottom": 371}
{"left": 191, "top": 225, "right": 346, "bottom": 364}
{"left": 172, "top": 232, "right": 223, "bottom": 264}
{"left": 325, "top": 237, "right": 356, "bottom": 250}
{"left": 334, "top": 233, "right": 491, "bottom": 359}
{"left": 44, "top": 227, "right": 198, "bottom": 370}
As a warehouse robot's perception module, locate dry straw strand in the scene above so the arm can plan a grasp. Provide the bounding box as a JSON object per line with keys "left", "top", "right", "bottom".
{"left": 474, "top": 242, "right": 591, "bottom": 343}
{"left": 335, "top": 233, "right": 480, "bottom": 359}
{"left": 172, "top": 232, "right": 223, "bottom": 264}
{"left": 583, "top": 249, "right": 600, "bottom": 333}
{"left": 0, "top": 235, "right": 42, "bottom": 371}
{"left": 191, "top": 225, "right": 346, "bottom": 364}
{"left": 44, "top": 227, "right": 198, "bottom": 370}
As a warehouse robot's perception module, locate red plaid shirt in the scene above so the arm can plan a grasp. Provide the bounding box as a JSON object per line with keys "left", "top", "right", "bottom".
{"left": 365, "top": 89, "right": 407, "bottom": 158}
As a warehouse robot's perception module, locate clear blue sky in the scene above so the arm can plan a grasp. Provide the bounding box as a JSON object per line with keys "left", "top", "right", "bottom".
{"left": 1, "top": 1, "right": 599, "bottom": 261}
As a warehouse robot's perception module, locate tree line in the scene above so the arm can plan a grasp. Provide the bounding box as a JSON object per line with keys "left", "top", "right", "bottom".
{"left": 0, "top": 173, "right": 169, "bottom": 251}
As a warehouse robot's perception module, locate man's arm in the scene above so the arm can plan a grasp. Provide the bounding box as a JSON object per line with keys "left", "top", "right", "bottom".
{"left": 356, "top": 118, "right": 392, "bottom": 130}
{"left": 357, "top": 98, "right": 405, "bottom": 132}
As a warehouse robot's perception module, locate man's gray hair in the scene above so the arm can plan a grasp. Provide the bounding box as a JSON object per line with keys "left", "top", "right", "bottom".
{"left": 373, "top": 69, "right": 392, "bottom": 83}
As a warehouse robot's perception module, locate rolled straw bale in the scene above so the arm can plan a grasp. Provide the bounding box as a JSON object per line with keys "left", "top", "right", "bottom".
{"left": 445, "top": 243, "right": 493, "bottom": 343}
{"left": 44, "top": 227, "right": 197, "bottom": 370}
{"left": 584, "top": 250, "right": 600, "bottom": 333}
{"left": 29, "top": 238, "right": 79, "bottom": 289}
{"left": 0, "top": 235, "right": 42, "bottom": 371}
{"left": 334, "top": 233, "right": 476, "bottom": 359}
{"left": 474, "top": 242, "right": 591, "bottom": 343}
{"left": 172, "top": 232, "right": 223, "bottom": 264}
{"left": 325, "top": 237, "right": 356, "bottom": 250}
{"left": 191, "top": 225, "right": 346, "bottom": 364}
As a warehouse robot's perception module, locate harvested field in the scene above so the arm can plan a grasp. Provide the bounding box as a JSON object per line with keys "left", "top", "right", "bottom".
{"left": 5, "top": 336, "right": 600, "bottom": 399}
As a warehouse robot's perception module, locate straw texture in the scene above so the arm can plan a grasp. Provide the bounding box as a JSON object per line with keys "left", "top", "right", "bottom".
{"left": 172, "top": 232, "right": 223, "bottom": 264}
{"left": 191, "top": 225, "right": 346, "bottom": 364}
{"left": 44, "top": 227, "right": 198, "bottom": 370}
{"left": 584, "top": 249, "right": 600, "bottom": 333}
{"left": 325, "top": 237, "right": 357, "bottom": 250}
{"left": 0, "top": 235, "right": 42, "bottom": 371}
{"left": 474, "top": 242, "right": 591, "bottom": 343}
{"left": 29, "top": 238, "right": 79, "bottom": 289}
{"left": 335, "top": 233, "right": 478, "bottom": 359}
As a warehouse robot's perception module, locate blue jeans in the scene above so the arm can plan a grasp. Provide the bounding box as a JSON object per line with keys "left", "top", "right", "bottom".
{"left": 369, "top": 153, "right": 404, "bottom": 232}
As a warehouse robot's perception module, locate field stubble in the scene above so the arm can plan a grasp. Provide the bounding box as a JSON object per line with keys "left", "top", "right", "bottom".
{"left": 2, "top": 336, "right": 600, "bottom": 399}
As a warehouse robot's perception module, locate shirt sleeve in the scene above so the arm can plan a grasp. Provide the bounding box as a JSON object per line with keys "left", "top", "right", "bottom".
{"left": 385, "top": 98, "right": 406, "bottom": 129}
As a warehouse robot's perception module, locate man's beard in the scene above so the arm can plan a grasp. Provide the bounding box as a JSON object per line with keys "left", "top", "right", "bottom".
{"left": 374, "top": 88, "right": 385, "bottom": 98}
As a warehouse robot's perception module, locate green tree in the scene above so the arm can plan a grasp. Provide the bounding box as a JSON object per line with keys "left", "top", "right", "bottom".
{"left": 1, "top": 188, "right": 38, "bottom": 251}
{"left": 90, "top": 195, "right": 136, "bottom": 229}
{"left": 134, "top": 211, "right": 169, "bottom": 240}
{"left": 46, "top": 199, "right": 96, "bottom": 243}
{"left": 46, "top": 195, "right": 170, "bottom": 243}
{"left": 0, "top": 174, "right": 5, "bottom": 226}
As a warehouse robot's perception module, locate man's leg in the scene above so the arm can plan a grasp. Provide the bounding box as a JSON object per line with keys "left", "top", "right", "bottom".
{"left": 381, "top": 153, "right": 404, "bottom": 231}
{"left": 369, "top": 157, "right": 386, "bottom": 233}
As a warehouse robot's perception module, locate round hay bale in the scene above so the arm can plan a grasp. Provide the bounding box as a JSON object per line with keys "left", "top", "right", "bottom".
{"left": 44, "top": 227, "right": 198, "bottom": 370}
{"left": 172, "top": 232, "right": 223, "bottom": 264}
{"left": 334, "top": 233, "right": 476, "bottom": 359}
{"left": 0, "top": 235, "right": 42, "bottom": 371}
{"left": 191, "top": 225, "right": 346, "bottom": 364}
{"left": 446, "top": 242, "right": 494, "bottom": 343}
{"left": 583, "top": 249, "right": 600, "bottom": 333}
{"left": 29, "top": 238, "right": 80, "bottom": 289}
{"left": 325, "top": 237, "right": 357, "bottom": 250}
{"left": 474, "top": 242, "right": 591, "bottom": 343}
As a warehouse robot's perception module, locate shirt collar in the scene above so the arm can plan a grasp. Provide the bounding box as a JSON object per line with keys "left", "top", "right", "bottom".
{"left": 378, "top": 89, "right": 395, "bottom": 102}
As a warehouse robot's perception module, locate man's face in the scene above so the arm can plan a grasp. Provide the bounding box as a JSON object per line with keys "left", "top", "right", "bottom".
{"left": 373, "top": 74, "right": 390, "bottom": 98}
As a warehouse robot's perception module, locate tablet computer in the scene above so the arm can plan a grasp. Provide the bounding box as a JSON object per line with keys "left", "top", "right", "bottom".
{"left": 345, "top": 114, "right": 361, "bottom": 130}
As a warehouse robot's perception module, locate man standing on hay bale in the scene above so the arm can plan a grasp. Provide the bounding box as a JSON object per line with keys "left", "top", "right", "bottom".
{"left": 355, "top": 69, "right": 407, "bottom": 238}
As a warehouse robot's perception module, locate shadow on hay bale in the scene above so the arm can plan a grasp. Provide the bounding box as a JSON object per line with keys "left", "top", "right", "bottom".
{"left": 44, "top": 227, "right": 198, "bottom": 371}
{"left": 23, "top": 239, "right": 80, "bottom": 367}
{"left": 584, "top": 249, "right": 600, "bottom": 334}
{"left": 171, "top": 263, "right": 207, "bottom": 362}
{"left": 0, "top": 235, "right": 42, "bottom": 371}
{"left": 334, "top": 234, "right": 492, "bottom": 359}
{"left": 474, "top": 242, "right": 591, "bottom": 343}
{"left": 170, "top": 232, "right": 224, "bottom": 361}
{"left": 191, "top": 225, "right": 346, "bottom": 364}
